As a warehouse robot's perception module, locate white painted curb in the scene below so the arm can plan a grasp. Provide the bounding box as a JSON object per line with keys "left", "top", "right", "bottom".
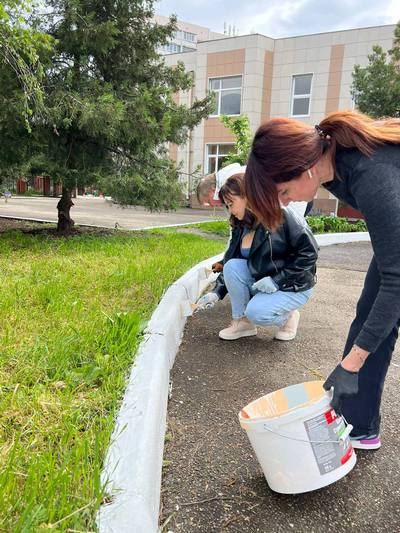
{"left": 97, "top": 253, "right": 222, "bottom": 533}
{"left": 315, "top": 231, "right": 370, "bottom": 246}
{"left": 97, "top": 232, "right": 371, "bottom": 533}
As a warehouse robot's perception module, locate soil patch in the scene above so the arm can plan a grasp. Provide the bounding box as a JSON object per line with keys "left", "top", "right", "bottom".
{"left": 0, "top": 218, "right": 132, "bottom": 238}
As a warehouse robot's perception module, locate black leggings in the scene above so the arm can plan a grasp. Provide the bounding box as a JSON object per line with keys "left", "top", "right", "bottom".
{"left": 340, "top": 256, "right": 400, "bottom": 436}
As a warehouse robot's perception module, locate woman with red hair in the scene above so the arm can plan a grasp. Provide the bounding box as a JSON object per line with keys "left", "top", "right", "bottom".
{"left": 245, "top": 111, "right": 400, "bottom": 450}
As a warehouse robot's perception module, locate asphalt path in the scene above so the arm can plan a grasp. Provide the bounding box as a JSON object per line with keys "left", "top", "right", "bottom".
{"left": 0, "top": 196, "right": 222, "bottom": 229}
{"left": 161, "top": 242, "right": 400, "bottom": 533}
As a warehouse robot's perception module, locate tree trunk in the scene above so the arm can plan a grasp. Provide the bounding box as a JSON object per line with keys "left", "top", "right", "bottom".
{"left": 57, "top": 187, "right": 75, "bottom": 233}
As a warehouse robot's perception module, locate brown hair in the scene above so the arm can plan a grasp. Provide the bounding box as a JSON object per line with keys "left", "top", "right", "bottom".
{"left": 219, "top": 173, "right": 257, "bottom": 229}
{"left": 245, "top": 111, "right": 400, "bottom": 229}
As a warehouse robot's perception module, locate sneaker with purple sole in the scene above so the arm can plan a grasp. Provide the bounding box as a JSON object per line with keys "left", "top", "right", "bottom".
{"left": 350, "top": 435, "right": 381, "bottom": 450}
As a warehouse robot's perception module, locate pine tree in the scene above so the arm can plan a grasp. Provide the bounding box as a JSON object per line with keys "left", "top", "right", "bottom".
{"left": 36, "top": 0, "right": 213, "bottom": 231}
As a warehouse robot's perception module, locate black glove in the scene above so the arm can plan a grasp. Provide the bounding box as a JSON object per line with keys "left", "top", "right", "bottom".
{"left": 323, "top": 364, "right": 359, "bottom": 414}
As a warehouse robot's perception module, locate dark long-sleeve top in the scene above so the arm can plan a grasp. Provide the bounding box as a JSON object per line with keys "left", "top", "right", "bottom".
{"left": 324, "top": 143, "right": 400, "bottom": 353}
{"left": 213, "top": 207, "right": 318, "bottom": 300}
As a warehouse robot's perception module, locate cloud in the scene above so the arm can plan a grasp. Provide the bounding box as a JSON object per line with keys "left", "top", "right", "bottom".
{"left": 156, "top": 0, "right": 400, "bottom": 37}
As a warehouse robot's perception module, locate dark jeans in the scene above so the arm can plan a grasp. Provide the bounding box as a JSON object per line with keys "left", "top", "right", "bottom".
{"left": 340, "top": 257, "right": 400, "bottom": 437}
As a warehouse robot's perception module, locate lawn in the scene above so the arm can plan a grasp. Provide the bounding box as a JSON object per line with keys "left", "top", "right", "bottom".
{"left": 0, "top": 225, "right": 225, "bottom": 531}
{"left": 189, "top": 220, "right": 230, "bottom": 238}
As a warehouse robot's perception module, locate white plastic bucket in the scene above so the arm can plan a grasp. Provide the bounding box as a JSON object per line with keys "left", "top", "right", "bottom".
{"left": 239, "top": 380, "right": 357, "bottom": 494}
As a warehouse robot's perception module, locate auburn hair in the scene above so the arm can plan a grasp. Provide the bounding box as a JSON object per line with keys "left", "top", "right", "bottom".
{"left": 219, "top": 173, "right": 257, "bottom": 229}
{"left": 245, "top": 111, "right": 400, "bottom": 229}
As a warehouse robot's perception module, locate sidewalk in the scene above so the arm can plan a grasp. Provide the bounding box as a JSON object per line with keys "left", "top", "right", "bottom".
{"left": 0, "top": 196, "right": 223, "bottom": 229}
{"left": 160, "top": 242, "right": 400, "bottom": 533}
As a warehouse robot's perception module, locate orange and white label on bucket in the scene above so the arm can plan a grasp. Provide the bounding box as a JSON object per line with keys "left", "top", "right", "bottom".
{"left": 304, "top": 410, "right": 350, "bottom": 475}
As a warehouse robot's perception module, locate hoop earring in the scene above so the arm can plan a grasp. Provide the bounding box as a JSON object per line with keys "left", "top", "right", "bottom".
{"left": 307, "top": 169, "right": 313, "bottom": 179}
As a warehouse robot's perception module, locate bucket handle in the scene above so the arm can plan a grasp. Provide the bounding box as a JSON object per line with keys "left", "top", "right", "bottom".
{"left": 261, "top": 422, "right": 353, "bottom": 445}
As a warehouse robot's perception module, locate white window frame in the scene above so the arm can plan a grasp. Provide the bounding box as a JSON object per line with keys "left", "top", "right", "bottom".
{"left": 208, "top": 75, "right": 243, "bottom": 117}
{"left": 290, "top": 73, "right": 313, "bottom": 118}
{"left": 183, "top": 31, "right": 196, "bottom": 43}
{"left": 204, "top": 143, "right": 236, "bottom": 174}
{"left": 161, "top": 42, "right": 182, "bottom": 54}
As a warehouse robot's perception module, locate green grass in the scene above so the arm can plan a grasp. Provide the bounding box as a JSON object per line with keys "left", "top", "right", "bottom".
{"left": 186, "top": 220, "right": 230, "bottom": 238}
{"left": 0, "top": 227, "right": 225, "bottom": 532}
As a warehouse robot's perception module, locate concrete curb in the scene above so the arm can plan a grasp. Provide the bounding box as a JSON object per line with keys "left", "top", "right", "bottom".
{"left": 315, "top": 231, "right": 370, "bottom": 247}
{"left": 97, "top": 254, "right": 222, "bottom": 533}
{"left": 97, "top": 232, "right": 371, "bottom": 533}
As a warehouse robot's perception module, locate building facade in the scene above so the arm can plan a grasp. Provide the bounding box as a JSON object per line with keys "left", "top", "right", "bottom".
{"left": 164, "top": 24, "right": 396, "bottom": 213}
{"left": 155, "top": 15, "right": 225, "bottom": 55}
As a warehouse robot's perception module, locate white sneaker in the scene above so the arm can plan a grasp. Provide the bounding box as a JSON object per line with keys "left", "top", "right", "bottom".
{"left": 274, "top": 310, "right": 300, "bottom": 341}
{"left": 219, "top": 318, "right": 257, "bottom": 341}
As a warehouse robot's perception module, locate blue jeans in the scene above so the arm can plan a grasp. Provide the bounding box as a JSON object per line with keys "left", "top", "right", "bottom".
{"left": 223, "top": 258, "right": 313, "bottom": 327}
{"left": 340, "top": 257, "right": 400, "bottom": 437}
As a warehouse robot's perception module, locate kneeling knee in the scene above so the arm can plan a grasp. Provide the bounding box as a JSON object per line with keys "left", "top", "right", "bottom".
{"left": 245, "top": 306, "right": 276, "bottom": 326}
{"left": 223, "top": 258, "right": 246, "bottom": 280}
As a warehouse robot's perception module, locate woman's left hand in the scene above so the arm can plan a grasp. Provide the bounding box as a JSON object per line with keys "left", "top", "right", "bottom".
{"left": 323, "top": 365, "right": 359, "bottom": 414}
{"left": 252, "top": 276, "right": 278, "bottom": 294}
{"left": 323, "top": 345, "right": 369, "bottom": 414}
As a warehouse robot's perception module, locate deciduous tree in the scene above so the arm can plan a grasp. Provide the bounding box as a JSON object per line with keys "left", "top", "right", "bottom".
{"left": 351, "top": 21, "right": 400, "bottom": 118}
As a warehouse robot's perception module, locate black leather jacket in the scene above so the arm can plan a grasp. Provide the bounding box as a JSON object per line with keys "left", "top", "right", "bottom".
{"left": 213, "top": 208, "right": 318, "bottom": 300}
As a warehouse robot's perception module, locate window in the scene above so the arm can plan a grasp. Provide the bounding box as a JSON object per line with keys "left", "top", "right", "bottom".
{"left": 161, "top": 43, "right": 183, "bottom": 54}
{"left": 209, "top": 76, "right": 242, "bottom": 116}
{"left": 183, "top": 31, "right": 196, "bottom": 42}
{"left": 173, "top": 30, "right": 196, "bottom": 42}
{"left": 205, "top": 144, "right": 236, "bottom": 173}
{"left": 291, "top": 74, "right": 312, "bottom": 117}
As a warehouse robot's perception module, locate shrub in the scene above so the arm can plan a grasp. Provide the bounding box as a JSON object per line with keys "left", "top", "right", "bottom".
{"left": 306, "top": 215, "right": 367, "bottom": 234}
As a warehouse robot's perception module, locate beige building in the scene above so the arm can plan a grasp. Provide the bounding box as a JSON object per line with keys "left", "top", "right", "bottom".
{"left": 155, "top": 15, "right": 225, "bottom": 55}
{"left": 164, "top": 24, "right": 396, "bottom": 213}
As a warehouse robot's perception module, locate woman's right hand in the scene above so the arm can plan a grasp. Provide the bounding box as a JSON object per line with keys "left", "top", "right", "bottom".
{"left": 212, "top": 261, "right": 224, "bottom": 273}
{"left": 197, "top": 292, "right": 219, "bottom": 310}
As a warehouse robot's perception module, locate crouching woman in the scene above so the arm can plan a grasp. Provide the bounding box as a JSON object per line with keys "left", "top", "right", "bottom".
{"left": 197, "top": 173, "right": 318, "bottom": 341}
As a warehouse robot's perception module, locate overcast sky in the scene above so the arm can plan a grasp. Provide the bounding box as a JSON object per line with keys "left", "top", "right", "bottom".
{"left": 156, "top": 0, "right": 400, "bottom": 38}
